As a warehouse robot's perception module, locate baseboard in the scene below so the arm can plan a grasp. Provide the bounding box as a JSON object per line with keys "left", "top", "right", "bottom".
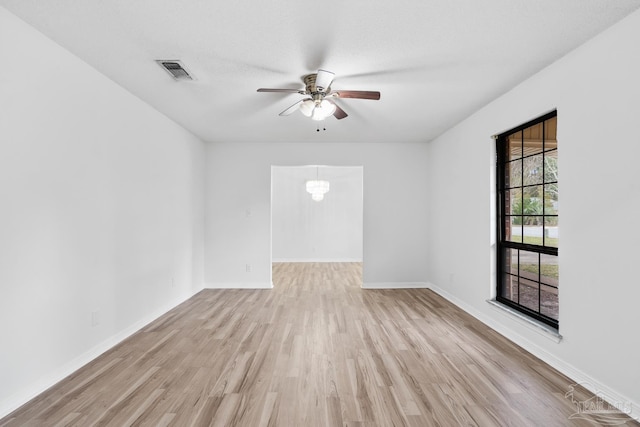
{"left": 362, "top": 282, "right": 430, "bottom": 289}
{"left": 0, "top": 291, "right": 198, "bottom": 419}
{"left": 204, "top": 282, "right": 273, "bottom": 289}
{"left": 272, "top": 258, "right": 363, "bottom": 263}
{"left": 427, "top": 282, "right": 640, "bottom": 422}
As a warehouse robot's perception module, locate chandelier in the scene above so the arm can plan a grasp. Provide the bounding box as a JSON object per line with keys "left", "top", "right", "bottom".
{"left": 305, "top": 167, "right": 330, "bottom": 201}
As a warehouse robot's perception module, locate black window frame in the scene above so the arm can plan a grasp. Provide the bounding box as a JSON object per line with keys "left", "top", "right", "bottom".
{"left": 496, "top": 110, "right": 559, "bottom": 329}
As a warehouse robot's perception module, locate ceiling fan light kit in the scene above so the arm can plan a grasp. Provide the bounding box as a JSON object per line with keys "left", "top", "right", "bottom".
{"left": 257, "top": 69, "right": 380, "bottom": 122}
{"left": 299, "top": 99, "right": 336, "bottom": 121}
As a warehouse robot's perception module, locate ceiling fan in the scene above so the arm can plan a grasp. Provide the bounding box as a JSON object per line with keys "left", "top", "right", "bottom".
{"left": 257, "top": 69, "right": 380, "bottom": 121}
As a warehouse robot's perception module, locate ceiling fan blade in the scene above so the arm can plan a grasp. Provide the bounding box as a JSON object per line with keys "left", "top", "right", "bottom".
{"left": 340, "top": 66, "right": 427, "bottom": 80}
{"left": 332, "top": 104, "right": 348, "bottom": 120}
{"left": 315, "top": 69, "right": 335, "bottom": 91}
{"left": 257, "top": 88, "right": 303, "bottom": 94}
{"left": 325, "top": 99, "right": 347, "bottom": 120}
{"left": 279, "top": 99, "right": 304, "bottom": 116}
{"left": 333, "top": 90, "right": 381, "bottom": 100}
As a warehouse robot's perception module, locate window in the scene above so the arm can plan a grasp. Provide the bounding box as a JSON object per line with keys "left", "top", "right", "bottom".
{"left": 496, "top": 111, "right": 558, "bottom": 329}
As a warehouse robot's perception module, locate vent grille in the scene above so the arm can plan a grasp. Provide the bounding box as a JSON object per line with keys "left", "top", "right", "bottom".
{"left": 156, "top": 60, "right": 193, "bottom": 81}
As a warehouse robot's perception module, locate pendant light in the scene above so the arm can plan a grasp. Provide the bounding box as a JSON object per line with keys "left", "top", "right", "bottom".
{"left": 305, "top": 167, "right": 330, "bottom": 201}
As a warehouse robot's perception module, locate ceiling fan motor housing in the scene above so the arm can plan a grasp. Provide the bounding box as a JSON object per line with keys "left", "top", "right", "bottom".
{"left": 304, "top": 73, "right": 330, "bottom": 96}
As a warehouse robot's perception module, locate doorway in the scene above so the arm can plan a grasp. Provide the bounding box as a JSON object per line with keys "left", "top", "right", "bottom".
{"left": 270, "top": 165, "right": 363, "bottom": 286}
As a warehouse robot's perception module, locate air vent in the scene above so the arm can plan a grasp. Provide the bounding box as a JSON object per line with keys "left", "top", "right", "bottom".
{"left": 156, "top": 60, "right": 193, "bottom": 81}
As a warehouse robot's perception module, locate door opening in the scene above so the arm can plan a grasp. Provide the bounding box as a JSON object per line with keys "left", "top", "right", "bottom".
{"left": 270, "top": 165, "right": 364, "bottom": 287}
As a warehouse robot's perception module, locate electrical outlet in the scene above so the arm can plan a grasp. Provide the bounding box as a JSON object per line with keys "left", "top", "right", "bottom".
{"left": 246, "top": 264, "right": 252, "bottom": 273}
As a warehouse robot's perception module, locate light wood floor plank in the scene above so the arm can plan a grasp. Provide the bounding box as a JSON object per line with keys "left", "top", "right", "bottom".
{"left": 1, "top": 262, "right": 637, "bottom": 426}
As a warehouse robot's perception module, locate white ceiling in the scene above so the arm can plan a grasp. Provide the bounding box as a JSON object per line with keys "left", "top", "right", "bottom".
{"left": 3, "top": 0, "right": 640, "bottom": 144}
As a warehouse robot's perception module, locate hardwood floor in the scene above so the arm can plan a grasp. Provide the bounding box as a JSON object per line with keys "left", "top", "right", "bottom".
{"left": 2, "top": 262, "right": 637, "bottom": 426}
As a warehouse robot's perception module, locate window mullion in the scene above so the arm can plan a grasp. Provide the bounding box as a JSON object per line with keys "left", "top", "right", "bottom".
{"left": 542, "top": 119, "right": 546, "bottom": 247}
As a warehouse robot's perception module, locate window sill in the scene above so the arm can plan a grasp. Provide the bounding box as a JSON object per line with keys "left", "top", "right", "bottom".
{"left": 486, "top": 299, "right": 563, "bottom": 343}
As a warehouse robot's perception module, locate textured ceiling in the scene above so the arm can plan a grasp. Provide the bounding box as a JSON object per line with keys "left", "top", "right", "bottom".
{"left": 2, "top": 0, "right": 640, "bottom": 143}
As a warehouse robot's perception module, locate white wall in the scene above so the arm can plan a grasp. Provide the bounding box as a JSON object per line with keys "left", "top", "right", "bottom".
{"left": 205, "top": 142, "right": 429, "bottom": 288}
{"left": 0, "top": 7, "right": 205, "bottom": 416}
{"left": 272, "top": 166, "right": 363, "bottom": 262}
{"left": 426, "top": 8, "right": 640, "bottom": 414}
